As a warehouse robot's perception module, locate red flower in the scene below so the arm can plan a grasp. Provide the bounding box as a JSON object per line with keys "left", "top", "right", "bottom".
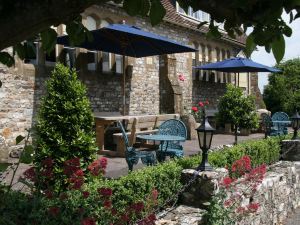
{"left": 198, "top": 101, "right": 204, "bottom": 107}
{"left": 151, "top": 189, "right": 158, "bottom": 201}
{"left": 205, "top": 100, "right": 209, "bottom": 105}
{"left": 81, "top": 217, "right": 96, "bottom": 225}
{"left": 120, "top": 214, "right": 130, "bottom": 222}
{"left": 178, "top": 74, "right": 185, "bottom": 81}
{"left": 191, "top": 106, "right": 198, "bottom": 112}
{"left": 82, "top": 191, "right": 90, "bottom": 198}
{"left": 131, "top": 202, "right": 144, "bottom": 213}
{"left": 74, "top": 169, "right": 84, "bottom": 177}
{"left": 98, "top": 187, "right": 113, "bottom": 197}
{"left": 59, "top": 193, "right": 68, "bottom": 201}
{"left": 147, "top": 213, "right": 156, "bottom": 222}
{"left": 88, "top": 157, "right": 107, "bottom": 176}
{"left": 69, "top": 177, "right": 84, "bottom": 190}
{"left": 222, "top": 177, "right": 233, "bottom": 188}
{"left": 223, "top": 199, "right": 233, "bottom": 207}
{"left": 247, "top": 203, "right": 259, "bottom": 212}
{"left": 48, "top": 206, "right": 60, "bottom": 216}
{"left": 23, "top": 167, "right": 36, "bottom": 182}
{"left": 104, "top": 200, "right": 112, "bottom": 209}
{"left": 42, "top": 157, "right": 54, "bottom": 167}
{"left": 44, "top": 189, "right": 54, "bottom": 199}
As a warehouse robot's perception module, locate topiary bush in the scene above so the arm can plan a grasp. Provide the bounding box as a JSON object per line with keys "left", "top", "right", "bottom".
{"left": 34, "top": 63, "right": 97, "bottom": 192}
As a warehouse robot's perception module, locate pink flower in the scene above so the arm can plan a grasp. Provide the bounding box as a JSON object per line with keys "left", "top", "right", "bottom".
{"left": 198, "top": 102, "right": 204, "bottom": 107}
{"left": 205, "top": 100, "right": 209, "bottom": 105}
{"left": 191, "top": 106, "right": 198, "bottom": 112}
{"left": 178, "top": 74, "right": 185, "bottom": 81}
{"left": 88, "top": 157, "right": 107, "bottom": 176}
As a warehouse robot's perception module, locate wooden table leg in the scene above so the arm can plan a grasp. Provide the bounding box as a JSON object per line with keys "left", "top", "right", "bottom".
{"left": 95, "top": 119, "right": 105, "bottom": 151}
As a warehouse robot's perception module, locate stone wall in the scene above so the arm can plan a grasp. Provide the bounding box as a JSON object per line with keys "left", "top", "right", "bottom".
{"left": 156, "top": 161, "right": 300, "bottom": 225}
{"left": 0, "top": 3, "right": 247, "bottom": 149}
{"left": 192, "top": 80, "right": 227, "bottom": 110}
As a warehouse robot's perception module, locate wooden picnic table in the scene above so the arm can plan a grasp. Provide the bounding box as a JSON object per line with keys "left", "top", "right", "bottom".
{"left": 94, "top": 113, "right": 131, "bottom": 155}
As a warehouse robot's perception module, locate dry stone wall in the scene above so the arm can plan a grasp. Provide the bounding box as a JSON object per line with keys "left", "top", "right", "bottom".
{"left": 156, "top": 161, "right": 300, "bottom": 225}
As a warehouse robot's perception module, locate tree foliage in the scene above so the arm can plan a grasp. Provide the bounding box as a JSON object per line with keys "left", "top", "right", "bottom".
{"left": 1, "top": 0, "right": 300, "bottom": 66}
{"left": 217, "top": 84, "right": 258, "bottom": 143}
{"left": 264, "top": 58, "right": 300, "bottom": 115}
{"left": 35, "top": 63, "right": 97, "bottom": 191}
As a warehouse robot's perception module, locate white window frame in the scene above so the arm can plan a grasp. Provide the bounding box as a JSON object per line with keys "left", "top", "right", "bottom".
{"left": 176, "top": 2, "right": 210, "bottom": 23}
{"left": 115, "top": 54, "right": 123, "bottom": 74}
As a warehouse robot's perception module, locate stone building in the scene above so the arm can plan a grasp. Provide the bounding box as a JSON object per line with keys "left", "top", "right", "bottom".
{"left": 0, "top": 0, "right": 261, "bottom": 147}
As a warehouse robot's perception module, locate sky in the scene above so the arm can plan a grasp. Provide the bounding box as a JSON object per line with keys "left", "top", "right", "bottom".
{"left": 250, "top": 13, "right": 300, "bottom": 92}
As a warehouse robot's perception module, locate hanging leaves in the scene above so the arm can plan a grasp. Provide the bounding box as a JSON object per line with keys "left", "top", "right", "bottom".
{"left": 0, "top": 51, "right": 14, "bottom": 67}
{"left": 149, "top": 0, "right": 166, "bottom": 26}
{"left": 272, "top": 35, "right": 285, "bottom": 64}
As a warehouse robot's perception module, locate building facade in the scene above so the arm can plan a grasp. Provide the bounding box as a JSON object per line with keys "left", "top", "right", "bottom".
{"left": 0, "top": 1, "right": 261, "bottom": 146}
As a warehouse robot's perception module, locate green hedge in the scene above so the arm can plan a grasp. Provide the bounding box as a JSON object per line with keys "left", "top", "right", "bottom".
{"left": 0, "top": 136, "right": 285, "bottom": 224}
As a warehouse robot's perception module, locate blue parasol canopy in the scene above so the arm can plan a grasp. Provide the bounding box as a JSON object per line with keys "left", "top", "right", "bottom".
{"left": 57, "top": 24, "right": 196, "bottom": 57}
{"left": 194, "top": 57, "right": 281, "bottom": 73}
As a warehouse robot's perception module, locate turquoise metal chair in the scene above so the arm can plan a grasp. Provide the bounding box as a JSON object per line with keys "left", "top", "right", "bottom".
{"left": 271, "top": 112, "right": 290, "bottom": 136}
{"left": 156, "top": 119, "right": 187, "bottom": 162}
{"left": 117, "top": 121, "right": 156, "bottom": 171}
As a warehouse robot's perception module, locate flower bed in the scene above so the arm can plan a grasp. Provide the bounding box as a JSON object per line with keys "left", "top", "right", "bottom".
{"left": 0, "top": 135, "right": 285, "bottom": 224}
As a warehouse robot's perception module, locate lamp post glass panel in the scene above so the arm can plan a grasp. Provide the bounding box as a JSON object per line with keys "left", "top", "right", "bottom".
{"left": 291, "top": 111, "right": 300, "bottom": 140}
{"left": 196, "top": 116, "right": 215, "bottom": 171}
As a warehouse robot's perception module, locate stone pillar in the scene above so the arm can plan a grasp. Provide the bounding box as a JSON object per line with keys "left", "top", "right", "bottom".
{"left": 180, "top": 168, "right": 228, "bottom": 208}
{"left": 159, "top": 55, "right": 184, "bottom": 115}
{"left": 281, "top": 140, "right": 300, "bottom": 161}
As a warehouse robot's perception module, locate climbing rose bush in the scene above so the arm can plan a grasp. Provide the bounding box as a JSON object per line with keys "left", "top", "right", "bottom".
{"left": 204, "top": 155, "right": 266, "bottom": 225}
{"left": 191, "top": 100, "right": 209, "bottom": 122}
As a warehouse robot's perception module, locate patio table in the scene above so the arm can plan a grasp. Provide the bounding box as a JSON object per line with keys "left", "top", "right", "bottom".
{"left": 137, "top": 134, "right": 185, "bottom": 153}
{"left": 94, "top": 113, "right": 132, "bottom": 155}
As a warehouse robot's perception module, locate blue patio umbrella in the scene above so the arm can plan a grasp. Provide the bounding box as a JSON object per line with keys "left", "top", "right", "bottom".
{"left": 194, "top": 57, "right": 280, "bottom": 87}
{"left": 57, "top": 23, "right": 196, "bottom": 114}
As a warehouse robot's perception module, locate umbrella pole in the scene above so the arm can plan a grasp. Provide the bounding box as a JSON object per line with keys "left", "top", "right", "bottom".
{"left": 238, "top": 72, "right": 240, "bottom": 87}
{"left": 122, "top": 55, "right": 126, "bottom": 115}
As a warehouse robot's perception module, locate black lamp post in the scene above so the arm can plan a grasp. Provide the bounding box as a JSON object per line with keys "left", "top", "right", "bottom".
{"left": 196, "top": 115, "right": 215, "bottom": 171}
{"left": 291, "top": 111, "right": 300, "bottom": 140}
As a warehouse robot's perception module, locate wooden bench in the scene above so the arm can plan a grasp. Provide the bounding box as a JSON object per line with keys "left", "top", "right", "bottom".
{"left": 113, "top": 114, "right": 180, "bottom": 157}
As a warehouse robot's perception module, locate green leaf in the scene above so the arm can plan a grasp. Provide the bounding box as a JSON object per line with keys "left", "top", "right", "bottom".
{"left": 16, "top": 135, "right": 25, "bottom": 145}
{"left": 0, "top": 52, "right": 14, "bottom": 67}
{"left": 272, "top": 35, "right": 285, "bottom": 63}
{"left": 245, "top": 34, "right": 256, "bottom": 58}
{"left": 41, "top": 28, "right": 57, "bottom": 53}
{"left": 123, "top": 0, "right": 141, "bottom": 16}
{"left": 20, "top": 145, "right": 34, "bottom": 164}
{"left": 149, "top": 0, "right": 166, "bottom": 26}
{"left": 283, "top": 26, "right": 292, "bottom": 37}
{"left": 290, "top": 11, "right": 294, "bottom": 23}
{"left": 14, "top": 43, "right": 26, "bottom": 60}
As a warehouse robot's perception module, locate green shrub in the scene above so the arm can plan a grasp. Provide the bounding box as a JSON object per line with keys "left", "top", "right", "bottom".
{"left": 34, "top": 63, "right": 97, "bottom": 192}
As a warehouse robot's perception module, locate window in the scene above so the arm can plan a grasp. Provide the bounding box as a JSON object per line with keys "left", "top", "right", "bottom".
{"left": 100, "top": 20, "right": 112, "bottom": 73}
{"left": 115, "top": 54, "right": 123, "bottom": 74}
{"left": 176, "top": 2, "right": 210, "bottom": 22}
{"left": 24, "top": 41, "right": 38, "bottom": 65}
{"left": 86, "top": 16, "right": 97, "bottom": 71}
